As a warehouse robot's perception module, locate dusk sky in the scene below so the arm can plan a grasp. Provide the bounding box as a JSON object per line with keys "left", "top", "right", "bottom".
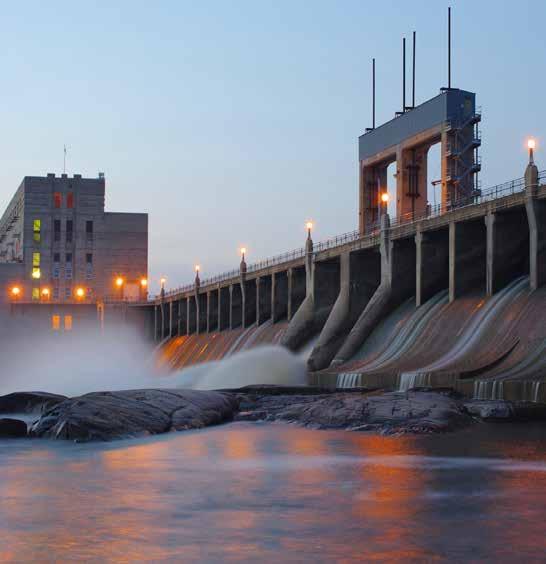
{"left": 0, "top": 0, "right": 542, "bottom": 291}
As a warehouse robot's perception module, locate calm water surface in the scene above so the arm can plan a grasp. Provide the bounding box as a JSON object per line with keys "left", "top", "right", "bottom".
{"left": 2, "top": 422, "right": 546, "bottom": 562}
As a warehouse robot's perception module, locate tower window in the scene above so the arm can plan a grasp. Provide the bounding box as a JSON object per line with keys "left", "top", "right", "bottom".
{"left": 66, "top": 220, "right": 73, "bottom": 243}
{"left": 67, "top": 192, "right": 74, "bottom": 209}
{"left": 54, "top": 192, "right": 62, "bottom": 208}
{"left": 32, "top": 252, "right": 40, "bottom": 267}
{"left": 64, "top": 315, "right": 73, "bottom": 331}
{"left": 54, "top": 219, "right": 61, "bottom": 242}
{"left": 33, "top": 219, "right": 41, "bottom": 243}
{"left": 52, "top": 315, "right": 60, "bottom": 331}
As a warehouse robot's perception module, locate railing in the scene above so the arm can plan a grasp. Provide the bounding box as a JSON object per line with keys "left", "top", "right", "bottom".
{"left": 156, "top": 170, "right": 545, "bottom": 301}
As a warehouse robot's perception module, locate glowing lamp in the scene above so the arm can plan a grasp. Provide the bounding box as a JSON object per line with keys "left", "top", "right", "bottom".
{"left": 195, "top": 265, "right": 201, "bottom": 272}
{"left": 160, "top": 277, "right": 166, "bottom": 289}
{"left": 11, "top": 286, "right": 21, "bottom": 297}
{"left": 140, "top": 278, "right": 148, "bottom": 288}
{"left": 41, "top": 288, "right": 50, "bottom": 297}
{"left": 75, "top": 287, "right": 85, "bottom": 299}
{"left": 528, "top": 138, "right": 536, "bottom": 150}
{"left": 306, "top": 221, "right": 313, "bottom": 230}
{"left": 240, "top": 247, "right": 247, "bottom": 256}
{"left": 381, "top": 193, "right": 389, "bottom": 204}
{"left": 115, "top": 277, "right": 124, "bottom": 288}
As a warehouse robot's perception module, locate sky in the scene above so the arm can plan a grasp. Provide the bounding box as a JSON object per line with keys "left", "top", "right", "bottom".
{"left": 0, "top": 0, "right": 543, "bottom": 291}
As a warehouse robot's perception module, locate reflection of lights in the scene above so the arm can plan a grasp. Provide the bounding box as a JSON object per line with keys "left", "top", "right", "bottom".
{"left": 140, "top": 278, "right": 148, "bottom": 287}
{"left": 381, "top": 193, "right": 389, "bottom": 203}
{"left": 115, "top": 277, "right": 124, "bottom": 288}
{"left": 528, "top": 138, "right": 536, "bottom": 150}
{"left": 75, "top": 287, "right": 85, "bottom": 299}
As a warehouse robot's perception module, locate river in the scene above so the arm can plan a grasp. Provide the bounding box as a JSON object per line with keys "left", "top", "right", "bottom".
{"left": 1, "top": 422, "right": 546, "bottom": 562}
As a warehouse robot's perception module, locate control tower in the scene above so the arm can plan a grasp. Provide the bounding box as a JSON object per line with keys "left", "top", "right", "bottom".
{"left": 358, "top": 88, "right": 481, "bottom": 234}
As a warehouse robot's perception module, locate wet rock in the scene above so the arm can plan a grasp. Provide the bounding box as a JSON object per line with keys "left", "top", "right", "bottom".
{"left": 464, "top": 400, "right": 514, "bottom": 420}
{"left": 0, "top": 418, "right": 28, "bottom": 438}
{"left": 234, "top": 390, "right": 472, "bottom": 434}
{"left": 0, "top": 392, "right": 67, "bottom": 414}
{"left": 30, "top": 389, "right": 239, "bottom": 442}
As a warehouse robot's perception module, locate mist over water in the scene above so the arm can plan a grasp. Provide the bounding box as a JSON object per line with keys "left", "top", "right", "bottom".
{"left": 0, "top": 324, "right": 307, "bottom": 397}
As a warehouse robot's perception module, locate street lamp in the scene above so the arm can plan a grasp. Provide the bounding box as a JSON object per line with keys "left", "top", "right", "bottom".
{"left": 528, "top": 138, "right": 537, "bottom": 163}
{"left": 75, "top": 287, "right": 85, "bottom": 300}
{"left": 140, "top": 278, "right": 148, "bottom": 288}
{"left": 160, "top": 277, "right": 166, "bottom": 290}
{"left": 381, "top": 192, "right": 389, "bottom": 204}
{"left": 115, "top": 276, "right": 124, "bottom": 288}
{"left": 240, "top": 247, "right": 247, "bottom": 262}
{"left": 195, "top": 265, "right": 200, "bottom": 273}
{"left": 41, "top": 287, "right": 50, "bottom": 301}
{"left": 10, "top": 286, "right": 21, "bottom": 300}
{"left": 306, "top": 221, "right": 313, "bottom": 238}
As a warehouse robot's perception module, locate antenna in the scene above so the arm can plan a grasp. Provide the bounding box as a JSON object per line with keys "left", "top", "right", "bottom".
{"left": 372, "top": 58, "right": 376, "bottom": 129}
{"left": 448, "top": 7, "right": 451, "bottom": 89}
{"left": 412, "top": 31, "right": 416, "bottom": 107}
{"left": 63, "top": 145, "right": 67, "bottom": 174}
{"left": 402, "top": 37, "right": 406, "bottom": 113}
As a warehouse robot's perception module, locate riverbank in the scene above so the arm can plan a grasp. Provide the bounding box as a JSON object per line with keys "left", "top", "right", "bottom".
{"left": 2, "top": 386, "right": 546, "bottom": 442}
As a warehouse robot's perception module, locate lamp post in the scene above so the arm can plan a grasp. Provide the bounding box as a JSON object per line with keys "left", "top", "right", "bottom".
{"left": 306, "top": 221, "right": 313, "bottom": 239}
{"left": 195, "top": 265, "right": 201, "bottom": 287}
{"left": 528, "top": 138, "right": 536, "bottom": 164}
{"left": 160, "top": 277, "right": 166, "bottom": 300}
{"left": 239, "top": 248, "right": 247, "bottom": 274}
{"left": 115, "top": 276, "right": 124, "bottom": 301}
{"left": 380, "top": 192, "right": 389, "bottom": 216}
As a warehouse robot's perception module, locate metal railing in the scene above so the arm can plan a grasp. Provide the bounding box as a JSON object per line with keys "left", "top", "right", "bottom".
{"left": 156, "top": 170, "right": 545, "bottom": 301}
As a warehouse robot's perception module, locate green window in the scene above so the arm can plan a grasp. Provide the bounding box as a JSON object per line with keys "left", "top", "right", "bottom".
{"left": 32, "top": 252, "right": 40, "bottom": 267}
{"left": 32, "top": 288, "right": 39, "bottom": 300}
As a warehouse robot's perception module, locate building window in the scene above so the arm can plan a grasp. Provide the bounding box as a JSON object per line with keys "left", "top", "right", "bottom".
{"left": 52, "top": 315, "right": 60, "bottom": 331}
{"left": 67, "top": 192, "right": 74, "bottom": 209}
{"left": 54, "top": 219, "right": 61, "bottom": 242}
{"left": 86, "top": 220, "right": 93, "bottom": 243}
{"left": 65, "top": 287, "right": 71, "bottom": 299}
{"left": 32, "top": 252, "right": 40, "bottom": 267}
{"left": 32, "top": 288, "right": 39, "bottom": 300}
{"left": 33, "top": 219, "right": 41, "bottom": 243}
{"left": 53, "top": 287, "right": 59, "bottom": 300}
{"left": 53, "top": 252, "right": 60, "bottom": 279}
{"left": 65, "top": 253, "right": 72, "bottom": 280}
{"left": 64, "top": 315, "right": 73, "bottom": 331}
{"left": 66, "top": 220, "right": 73, "bottom": 243}
{"left": 54, "top": 192, "right": 62, "bottom": 208}
{"left": 32, "top": 267, "right": 41, "bottom": 279}
{"left": 86, "top": 253, "right": 93, "bottom": 279}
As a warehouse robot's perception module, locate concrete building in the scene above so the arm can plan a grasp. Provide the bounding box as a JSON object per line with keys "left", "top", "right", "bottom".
{"left": 0, "top": 173, "right": 148, "bottom": 306}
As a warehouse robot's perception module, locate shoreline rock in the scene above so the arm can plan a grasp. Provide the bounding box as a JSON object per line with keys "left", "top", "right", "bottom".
{"left": 0, "top": 418, "right": 28, "bottom": 438}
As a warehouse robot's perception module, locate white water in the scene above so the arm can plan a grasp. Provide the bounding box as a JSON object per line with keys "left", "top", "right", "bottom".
{"left": 0, "top": 324, "right": 307, "bottom": 397}
{"left": 169, "top": 345, "right": 307, "bottom": 390}
{"left": 336, "top": 373, "right": 361, "bottom": 388}
{"left": 398, "top": 373, "right": 433, "bottom": 392}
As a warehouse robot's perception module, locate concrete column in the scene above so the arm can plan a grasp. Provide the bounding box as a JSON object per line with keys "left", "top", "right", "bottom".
{"left": 229, "top": 285, "right": 234, "bottom": 330}
{"left": 396, "top": 145, "right": 428, "bottom": 220}
{"left": 168, "top": 301, "right": 174, "bottom": 337}
{"left": 272, "top": 270, "right": 288, "bottom": 322}
{"left": 256, "top": 277, "right": 261, "bottom": 325}
{"left": 485, "top": 213, "right": 496, "bottom": 297}
{"left": 154, "top": 305, "right": 159, "bottom": 342}
{"left": 525, "top": 159, "right": 546, "bottom": 290}
{"left": 287, "top": 268, "right": 293, "bottom": 321}
{"left": 206, "top": 292, "right": 211, "bottom": 333}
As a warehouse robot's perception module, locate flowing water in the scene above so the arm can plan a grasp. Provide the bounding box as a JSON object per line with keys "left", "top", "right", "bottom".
{"left": 2, "top": 422, "right": 546, "bottom": 562}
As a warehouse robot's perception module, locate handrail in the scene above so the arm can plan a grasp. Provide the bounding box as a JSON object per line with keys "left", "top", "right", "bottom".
{"left": 155, "top": 170, "right": 545, "bottom": 301}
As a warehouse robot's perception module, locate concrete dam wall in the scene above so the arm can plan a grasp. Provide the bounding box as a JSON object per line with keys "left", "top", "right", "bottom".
{"left": 152, "top": 163, "right": 546, "bottom": 400}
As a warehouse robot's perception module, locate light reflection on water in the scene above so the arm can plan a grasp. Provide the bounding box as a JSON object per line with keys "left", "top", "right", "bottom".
{"left": 2, "top": 422, "right": 546, "bottom": 562}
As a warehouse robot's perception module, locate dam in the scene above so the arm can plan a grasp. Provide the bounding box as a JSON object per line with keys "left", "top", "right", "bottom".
{"left": 149, "top": 87, "right": 546, "bottom": 401}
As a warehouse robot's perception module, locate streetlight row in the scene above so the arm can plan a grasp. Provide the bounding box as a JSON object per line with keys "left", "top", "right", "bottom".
{"left": 159, "top": 220, "right": 317, "bottom": 292}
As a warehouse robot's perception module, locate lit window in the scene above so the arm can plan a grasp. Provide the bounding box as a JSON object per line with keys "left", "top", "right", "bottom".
{"left": 32, "top": 288, "right": 39, "bottom": 300}
{"left": 54, "top": 192, "right": 62, "bottom": 208}
{"left": 33, "top": 252, "right": 40, "bottom": 267}
{"left": 67, "top": 192, "right": 74, "bottom": 209}
{"left": 32, "top": 268, "right": 41, "bottom": 279}
{"left": 64, "top": 315, "right": 72, "bottom": 331}
{"left": 52, "top": 315, "right": 60, "bottom": 331}
{"left": 33, "top": 219, "right": 41, "bottom": 243}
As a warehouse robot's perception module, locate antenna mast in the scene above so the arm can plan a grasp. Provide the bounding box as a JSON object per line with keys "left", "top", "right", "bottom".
{"left": 372, "top": 58, "right": 376, "bottom": 129}
{"left": 448, "top": 7, "right": 452, "bottom": 89}
{"left": 63, "top": 145, "right": 67, "bottom": 174}
{"left": 402, "top": 37, "right": 406, "bottom": 112}
{"left": 412, "top": 31, "right": 416, "bottom": 107}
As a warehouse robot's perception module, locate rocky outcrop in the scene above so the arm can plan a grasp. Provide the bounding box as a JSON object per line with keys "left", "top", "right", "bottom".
{"left": 235, "top": 389, "right": 473, "bottom": 434}
{"left": 30, "top": 389, "right": 238, "bottom": 442}
{"left": 0, "top": 418, "right": 28, "bottom": 438}
{"left": 0, "top": 391, "right": 67, "bottom": 414}
{"left": 464, "top": 399, "right": 546, "bottom": 421}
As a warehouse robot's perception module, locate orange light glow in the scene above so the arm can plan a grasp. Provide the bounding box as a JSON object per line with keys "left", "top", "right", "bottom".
{"left": 41, "top": 288, "right": 50, "bottom": 297}
{"left": 195, "top": 265, "right": 201, "bottom": 272}
{"left": 11, "top": 286, "right": 21, "bottom": 297}
{"left": 115, "top": 277, "right": 124, "bottom": 288}
{"left": 381, "top": 192, "right": 389, "bottom": 203}
{"left": 306, "top": 221, "right": 313, "bottom": 230}
{"left": 240, "top": 247, "right": 247, "bottom": 256}
{"left": 140, "top": 278, "right": 148, "bottom": 287}
{"left": 528, "top": 138, "right": 536, "bottom": 150}
{"left": 160, "top": 277, "right": 166, "bottom": 289}
{"left": 75, "top": 287, "right": 85, "bottom": 299}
